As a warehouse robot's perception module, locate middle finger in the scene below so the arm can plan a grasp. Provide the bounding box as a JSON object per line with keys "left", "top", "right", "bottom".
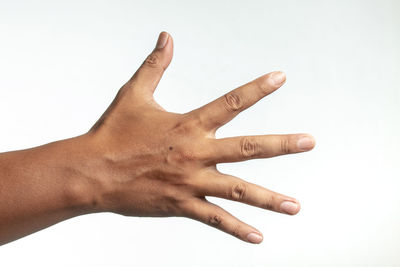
{"left": 204, "top": 134, "right": 315, "bottom": 165}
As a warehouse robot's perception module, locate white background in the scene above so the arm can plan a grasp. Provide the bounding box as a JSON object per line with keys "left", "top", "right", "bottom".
{"left": 0, "top": 0, "right": 399, "bottom": 266}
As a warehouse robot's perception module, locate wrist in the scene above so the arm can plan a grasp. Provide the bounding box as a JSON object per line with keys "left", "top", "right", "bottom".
{"left": 49, "top": 134, "right": 110, "bottom": 214}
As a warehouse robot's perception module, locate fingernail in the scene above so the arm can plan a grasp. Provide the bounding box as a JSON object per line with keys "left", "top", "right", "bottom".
{"left": 280, "top": 201, "right": 300, "bottom": 215}
{"left": 271, "top": 71, "right": 286, "bottom": 86}
{"left": 247, "top": 232, "right": 263, "bottom": 244}
{"left": 297, "top": 136, "right": 315, "bottom": 151}
{"left": 156, "top": 32, "right": 168, "bottom": 49}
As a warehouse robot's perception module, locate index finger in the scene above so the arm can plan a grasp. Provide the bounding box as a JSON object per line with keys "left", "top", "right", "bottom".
{"left": 190, "top": 71, "right": 286, "bottom": 131}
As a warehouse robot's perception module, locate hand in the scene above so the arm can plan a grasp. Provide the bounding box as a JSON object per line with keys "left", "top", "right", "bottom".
{"left": 86, "top": 31, "right": 315, "bottom": 244}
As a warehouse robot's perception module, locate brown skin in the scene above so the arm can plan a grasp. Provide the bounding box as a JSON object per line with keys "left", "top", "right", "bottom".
{"left": 0, "top": 32, "right": 315, "bottom": 246}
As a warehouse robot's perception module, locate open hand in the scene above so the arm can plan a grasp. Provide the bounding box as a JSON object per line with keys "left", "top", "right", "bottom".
{"left": 86, "top": 31, "right": 315, "bottom": 244}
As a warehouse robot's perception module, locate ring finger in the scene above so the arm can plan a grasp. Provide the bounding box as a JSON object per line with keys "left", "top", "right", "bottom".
{"left": 196, "top": 171, "right": 301, "bottom": 215}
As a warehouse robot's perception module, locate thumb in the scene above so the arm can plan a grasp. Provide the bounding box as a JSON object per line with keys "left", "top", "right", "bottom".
{"left": 129, "top": 31, "right": 174, "bottom": 95}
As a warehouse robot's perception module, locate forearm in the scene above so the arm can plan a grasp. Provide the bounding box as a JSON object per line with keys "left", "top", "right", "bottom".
{"left": 0, "top": 135, "right": 101, "bottom": 245}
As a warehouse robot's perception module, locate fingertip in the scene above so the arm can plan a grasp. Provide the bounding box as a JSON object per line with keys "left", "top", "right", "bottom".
{"left": 155, "top": 31, "right": 173, "bottom": 55}
{"left": 155, "top": 31, "right": 169, "bottom": 49}
{"left": 156, "top": 31, "right": 173, "bottom": 69}
{"left": 160, "top": 30, "right": 169, "bottom": 36}
{"left": 280, "top": 200, "right": 301, "bottom": 215}
{"left": 246, "top": 232, "right": 264, "bottom": 244}
{"left": 271, "top": 71, "right": 286, "bottom": 87}
{"left": 296, "top": 134, "right": 316, "bottom": 151}
{"left": 160, "top": 30, "right": 171, "bottom": 39}
{"left": 292, "top": 199, "right": 301, "bottom": 215}
{"left": 256, "top": 71, "right": 286, "bottom": 95}
{"left": 144, "top": 31, "right": 174, "bottom": 73}
{"left": 157, "top": 31, "right": 173, "bottom": 48}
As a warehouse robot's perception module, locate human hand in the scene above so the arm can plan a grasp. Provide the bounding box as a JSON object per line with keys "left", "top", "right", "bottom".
{"left": 85, "top": 31, "right": 315, "bottom": 244}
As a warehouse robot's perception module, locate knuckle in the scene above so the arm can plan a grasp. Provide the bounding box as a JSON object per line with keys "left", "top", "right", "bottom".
{"left": 280, "top": 137, "right": 291, "bottom": 154}
{"left": 224, "top": 92, "right": 243, "bottom": 112}
{"left": 230, "top": 182, "right": 247, "bottom": 201}
{"left": 169, "top": 148, "right": 198, "bottom": 164}
{"left": 174, "top": 199, "right": 191, "bottom": 217}
{"left": 263, "top": 194, "right": 276, "bottom": 210}
{"left": 188, "top": 112, "right": 207, "bottom": 131}
{"left": 180, "top": 150, "right": 198, "bottom": 162}
{"left": 166, "top": 119, "right": 205, "bottom": 164}
{"left": 256, "top": 74, "right": 273, "bottom": 93}
{"left": 208, "top": 214, "right": 222, "bottom": 226}
{"left": 143, "top": 53, "right": 161, "bottom": 68}
{"left": 240, "top": 137, "right": 258, "bottom": 158}
{"left": 231, "top": 224, "right": 241, "bottom": 238}
{"left": 171, "top": 114, "right": 207, "bottom": 135}
{"left": 171, "top": 120, "right": 192, "bottom": 135}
